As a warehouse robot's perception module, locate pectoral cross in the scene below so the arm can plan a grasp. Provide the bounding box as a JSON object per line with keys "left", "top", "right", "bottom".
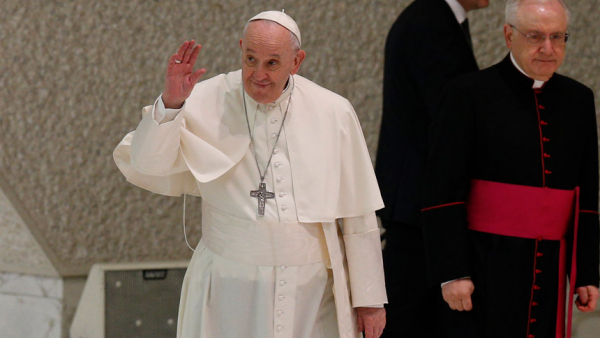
{"left": 250, "top": 182, "right": 275, "bottom": 216}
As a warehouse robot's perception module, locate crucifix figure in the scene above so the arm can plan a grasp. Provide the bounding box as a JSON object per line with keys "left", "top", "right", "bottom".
{"left": 250, "top": 182, "right": 275, "bottom": 216}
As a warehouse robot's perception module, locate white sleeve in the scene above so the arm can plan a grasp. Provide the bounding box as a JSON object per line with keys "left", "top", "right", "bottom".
{"left": 341, "top": 212, "right": 388, "bottom": 308}
{"left": 154, "top": 94, "right": 185, "bottom": 124}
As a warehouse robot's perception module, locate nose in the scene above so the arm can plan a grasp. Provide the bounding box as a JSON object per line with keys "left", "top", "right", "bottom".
{"left": 539, "top": 37, "right": 554, "bottom": 55}
{"left": 253, "top": 64, "right": 268, "bottom": 81}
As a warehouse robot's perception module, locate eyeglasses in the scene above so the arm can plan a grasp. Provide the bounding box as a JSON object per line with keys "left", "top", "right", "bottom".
{"left": 509, "top": 24, "right": 569, "bottom": 46}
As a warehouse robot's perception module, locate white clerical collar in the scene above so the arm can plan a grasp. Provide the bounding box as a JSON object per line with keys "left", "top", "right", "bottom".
{"left": 445, "top": 0, "right": 467, "bottom": 24}
{"left": 510, "top": 52, "right": 545, "bottom": 89}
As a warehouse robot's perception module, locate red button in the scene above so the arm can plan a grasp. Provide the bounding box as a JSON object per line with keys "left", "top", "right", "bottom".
{"left": 536, "top": 269, "right": 542, "bottom": 274}
{"left": 540, "top": 120, "right": 548, "bottom": 125}
{"left": 532, "top": 302, "right": 539, "bottom": 306}
{"left": 545, "top": 170, "right": 552, "bottom": 174}
{"left": 534, "top": 285, "right": 541, "bottom": 290}
{"left": 535, "top": 89, "right": 542, "bottom": 94}
{"left": 539, "top": 105, "right": 545, "bottom": 109}
{"left": 530, "top": 319, "right": 537, "bottom": 323}
{"left": 529, "top": 335, "right": 536, "bottom": 338}
{"left": 543, "top": 137, "right": 550, "bottom": 142}
{"left": 537, "top": 253, "right": 544, "bottom": 257}
{"left": 543, "top": 153, "right": 551, "bottom": 158}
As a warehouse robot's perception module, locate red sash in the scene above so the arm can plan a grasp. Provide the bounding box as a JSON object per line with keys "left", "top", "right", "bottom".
{"left": 466, "top": 179, "right": 578, "bottom": 338}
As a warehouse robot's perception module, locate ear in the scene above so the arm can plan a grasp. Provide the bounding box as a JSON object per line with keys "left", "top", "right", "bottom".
{"left": 239, "top": 38, "right": 243, "bottom": 50}
{"left": 504, "top": 24, "right": 514, "bottom": 49}
{"left": 290, "top": 50, "right": 306, "bottom": 75}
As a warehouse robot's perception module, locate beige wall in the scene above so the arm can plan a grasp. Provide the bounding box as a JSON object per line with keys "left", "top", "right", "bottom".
{"left": 0, "top": 0, "right": 599, "bottom": 276}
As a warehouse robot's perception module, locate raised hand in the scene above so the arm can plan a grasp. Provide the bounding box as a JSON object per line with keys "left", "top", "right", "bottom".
{"left": 162, "top": 40, "right": 207, "bottom": 109}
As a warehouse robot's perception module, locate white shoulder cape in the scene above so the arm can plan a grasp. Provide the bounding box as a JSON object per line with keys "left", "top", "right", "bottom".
{"left": 114, "top": 70, "right": 383, "bottom": 222}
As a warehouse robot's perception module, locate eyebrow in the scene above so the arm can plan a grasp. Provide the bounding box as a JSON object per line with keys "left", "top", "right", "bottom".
{"left": 246, "top": 48, "right": 281, "bottom": 58}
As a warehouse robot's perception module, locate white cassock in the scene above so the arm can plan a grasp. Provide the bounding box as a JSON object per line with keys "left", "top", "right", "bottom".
{"left": 114, "top": 70, "right": 387, "bottom": 338}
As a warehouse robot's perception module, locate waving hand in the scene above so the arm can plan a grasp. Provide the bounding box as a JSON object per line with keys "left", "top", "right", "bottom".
{"left": 162, "top": 40, "right": 207, "bottom": 109}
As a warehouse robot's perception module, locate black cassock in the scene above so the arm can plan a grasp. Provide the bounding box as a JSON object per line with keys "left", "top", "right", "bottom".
{"left": 422, "top": 55, "right": 599, "bottom": 338}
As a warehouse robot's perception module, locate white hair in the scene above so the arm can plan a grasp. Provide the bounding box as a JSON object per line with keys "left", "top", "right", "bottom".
{"left": 505, "top": 0, "right": 571, "bottom": 25}
{"left": 242, "top": 19, "right": 301, "bottom": 52}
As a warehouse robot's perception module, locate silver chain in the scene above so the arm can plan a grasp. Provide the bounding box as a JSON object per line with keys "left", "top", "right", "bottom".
{"left": 242, "top": 76, "right": 294, "bottom": 183}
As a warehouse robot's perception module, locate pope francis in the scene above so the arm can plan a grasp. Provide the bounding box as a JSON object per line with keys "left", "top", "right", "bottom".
{"left": 114, "top": 10, "right": 387, "bottom": 338}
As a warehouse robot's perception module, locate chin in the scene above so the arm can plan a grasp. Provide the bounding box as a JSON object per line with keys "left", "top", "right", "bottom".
{"left": 248, "top": 91, "right": 274, "bottom": 104}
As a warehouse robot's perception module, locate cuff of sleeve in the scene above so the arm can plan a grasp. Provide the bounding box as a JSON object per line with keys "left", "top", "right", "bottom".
{"left": 441, "top": 276, "right": 471, "bottom": 288}
{"left": 343, "top": 228, "right": 388, "bottom": 307}
{"left": 153, "top": 95, "right": 185, "bottom": 124}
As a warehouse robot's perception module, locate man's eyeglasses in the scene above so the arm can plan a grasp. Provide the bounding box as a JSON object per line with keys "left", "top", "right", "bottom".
{"left": 509, "top": 24, "right": 569, "bottom": 46}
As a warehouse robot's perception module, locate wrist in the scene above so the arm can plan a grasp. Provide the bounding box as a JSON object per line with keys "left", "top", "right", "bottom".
{"left": 162, "top": 94, "right": 184, "bottom": 109}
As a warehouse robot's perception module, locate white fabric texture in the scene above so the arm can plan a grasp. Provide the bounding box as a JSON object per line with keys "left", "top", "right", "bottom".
{"left": 113, "top": 70, "right": 387, "bottom": 338}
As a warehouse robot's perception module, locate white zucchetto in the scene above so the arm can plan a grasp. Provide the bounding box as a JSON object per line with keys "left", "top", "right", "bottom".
{"left": 248, "top": 10, "right": 302, "bottom": 46}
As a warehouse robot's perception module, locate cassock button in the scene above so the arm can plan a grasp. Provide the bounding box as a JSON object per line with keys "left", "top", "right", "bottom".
{"left": 280, "top": 266, "right": 286, "bottom": 271}
{"left": 543, "top": 153, "right": 551, "bottom": 158}
{"left": 529, "top": 335, "right": 535, "bottom": 338}
{"left": 277, "top": 176, "right": 284, "bottom": 182}
{"left": 534, "top": 285, "right": 541, "bottom": 290}
{"left": 277, "top": 310, "right": 283, "bottom": 316}
{"left": 279, "top": 192, "right": 285, "bottom": 197}
{"left": 280, "top": 280, "right": 286, "bottom": 286}
{"left": 271, "top": 133, "right": 278, "bottom": 139}
{"left": 278, "top": 295, "right": 285, "bottom": 301}
{"left": 281, "top": 206, "right": 288, "bottom": 211}
{"left": 274, "top": 162, "right": 281, "bottom": 168}
{"left": 273, "top": 148, "right": 279, "bottom": 154}
{"left": 540, "top": 120, "right": 548, "bottom": 125}
{"left": 530, "top": 318, "right": 537, "bottom": 323}
{"left": 532, "top": 302, "right": 538, "bottom": 306}
{"left": 271, "top": 118, "right": 277, "bottom": 123}
{"left": 536, "top": 252, "right": 544, "bottom": 257}
{"left": 277, "top": 325, "right": 283, "bottom": 331}
{"left": 535, "top": 269, "right": 542, "bottom": 274}
{"left": 544, "top": 170, "right": 552, "bottom": 174}
{"left": 539, "top": 105, "right": 545, "bottom": 109}
{"left": 543, "top": 137, "right": 550, "bottom": 142}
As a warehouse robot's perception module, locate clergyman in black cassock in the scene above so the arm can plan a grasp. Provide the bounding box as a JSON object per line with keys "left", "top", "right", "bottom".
{"left": 374, "top": 0, "right": 486, "bottom": 336}
{"left": 421, "top": 1, "right": 599, "bottom": 337}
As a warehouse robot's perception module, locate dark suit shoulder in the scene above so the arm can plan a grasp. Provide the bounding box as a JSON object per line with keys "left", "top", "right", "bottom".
{"left": 551, "top": 73, "right": 594, "bottom": 98}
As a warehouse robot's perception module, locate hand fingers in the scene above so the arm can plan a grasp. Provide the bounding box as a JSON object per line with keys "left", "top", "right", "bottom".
{"left": 446, "top": 298, "right": 456, "bottom": 310}
{"left": 175, "top": 41, "right": 189, "bottom": 62}
{"left": 462, "top": 296, "right": 473, "bottom": 311}
{"left": 169, "top": 53, "right": 182, "bottom": 66}
{"left": 377, "top": 323, "right": 385, "bottom": 338}
{"left": 454, "top": 300, "right": 465, "bottom": 311}
{"left": 182, "top": 39, "right": 196, "bottom": 63}
{"left": 357, "top": 313, "right": 364, "bottom": 333}
{"left": 576, "top": 301, "right": 593, "bottom": 313}
{"left": 588, "top": 294, "right": 598, "bottom": 311}
{"left": 364, "top": 325, "right": 374, "bottom": 338}
{"left": 577, "top": 287, "right": 590, "bottom": 304}
{"left": 578, "top": 292, "right": 599, "bottom": 312}
{"left": 188, "top": 44, "right": 202, "bottom": 66}
{"left": 191, "top": 68, "right": 207, "bottom": 84}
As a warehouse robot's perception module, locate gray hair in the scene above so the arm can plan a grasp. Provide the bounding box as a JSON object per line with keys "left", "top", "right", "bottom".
{"left": 242, "top": 19, "right": 301, "bottom": 52}
{"left": 505, "top": 0, "right": 571, "bottom": 25}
